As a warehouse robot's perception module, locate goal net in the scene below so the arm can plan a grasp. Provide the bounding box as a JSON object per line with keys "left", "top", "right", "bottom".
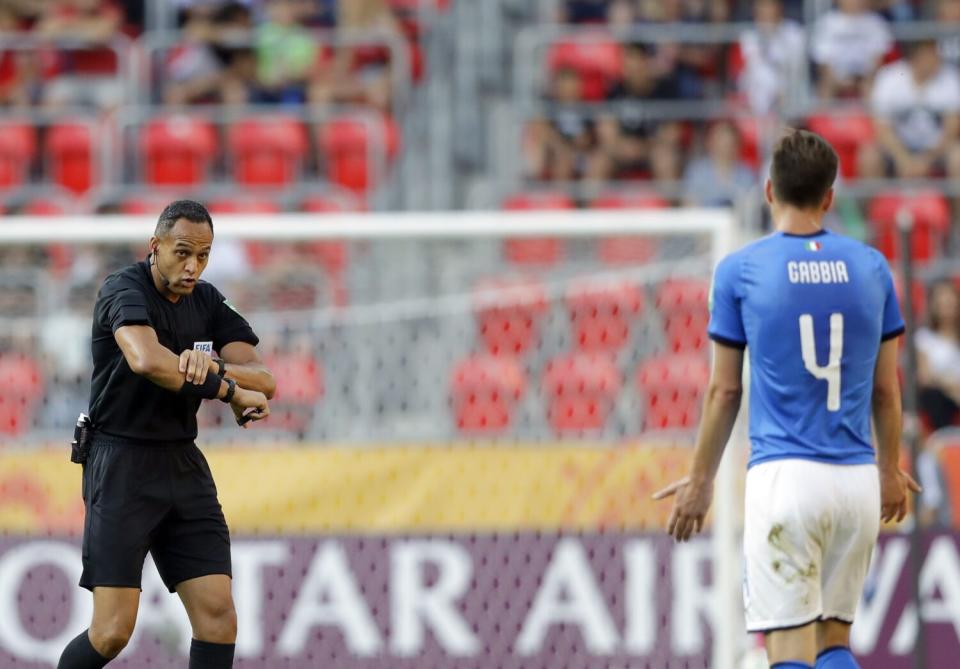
{"left": 0, "top": 208, "right": 744, "bottom": 669}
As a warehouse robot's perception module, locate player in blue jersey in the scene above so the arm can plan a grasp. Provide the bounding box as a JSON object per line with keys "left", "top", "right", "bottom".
{"left": 654, "top": 130, "right": 920, "bottom": 669}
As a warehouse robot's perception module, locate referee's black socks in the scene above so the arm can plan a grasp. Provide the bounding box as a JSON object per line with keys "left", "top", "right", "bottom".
{"left": 190, "top": 639, "right": 235, "bottom": 668}
{"left": 57, "top": 630, "right": 110, "bottom": 668}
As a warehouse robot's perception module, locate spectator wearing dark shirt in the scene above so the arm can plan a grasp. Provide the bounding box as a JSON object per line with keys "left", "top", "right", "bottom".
{"left": 595, "top": 43, "right": 679, "bottom": 179}
{"left": 163, "top": 2, "right": 254, "bottom": 105}
{"left": 525, "top": 67, "right": 605, "bottom": 181}
{"left": 560, "top": 0, "right": 611, "bottom": 23}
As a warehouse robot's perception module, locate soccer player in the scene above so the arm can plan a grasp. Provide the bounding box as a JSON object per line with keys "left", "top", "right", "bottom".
{"left": 654, "top": 130, "right": 921, "bottom": 669}
{"left": 58, "top": 200, "right": 275, "bottom": 669}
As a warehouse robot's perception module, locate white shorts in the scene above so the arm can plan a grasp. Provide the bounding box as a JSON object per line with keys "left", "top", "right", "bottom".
{"left": 743, "top": 458, "right": 880, "bottom": 632}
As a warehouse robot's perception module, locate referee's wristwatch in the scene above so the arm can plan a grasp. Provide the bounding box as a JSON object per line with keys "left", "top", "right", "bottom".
{"left": 220, "top": 377, "right": 237, "bottom": 403}
{"left": 214, "top": 357, "right": 226, "bottom": 377}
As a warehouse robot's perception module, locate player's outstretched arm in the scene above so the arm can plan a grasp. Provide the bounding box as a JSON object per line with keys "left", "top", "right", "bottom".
{"left": 873, "top": 337, "right": 922, "bottom": 523}
{"left": 654, "top": 343, "right": 744, "bottom": 542}
{"left": 212, "top": 341, "right": 276, "bottom": 399}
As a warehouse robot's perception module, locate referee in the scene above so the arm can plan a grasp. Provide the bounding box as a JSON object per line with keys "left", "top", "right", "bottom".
{"left": 58, "top": 201, "right": 275, "bottom": 669}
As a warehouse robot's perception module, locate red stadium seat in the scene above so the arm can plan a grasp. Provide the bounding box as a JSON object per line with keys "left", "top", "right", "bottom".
{"left": 319, "top": 115, "right": 400, "bottom": 192}
{"left": 733, "top": 117, "right": 761, "bottom": 169}
{"left": 501, "top": 192, "right": 575, "bottom": 266}
{"left": 867, "top": 190, "right": 950, "bottom": 264}
{"left": 590, "top": 191, "right": 668, "bottom": 264}
{"left": 546, "top": 37, "right": 623, "bottom": 101}
{"left": 542, "top": 353, "right": 622, "bottom": 434}
{"left": 656, "top": 279, "right": 711, "bottom": 354}
{"left": 46, "top": 123, "right": 95, "bottom": 194}
{"left": 637, "top": 354, "right": 710, "bottom": 430}
{"left": 0, "top": 353, "right": 44, "bottom": 436}
{"left": 205, "top": 198, "right": 282, "bottom": 214}
{"left": 591, "top": 192, "right": 669, "bottom": 210}
{"left": 807, "top": 112, "right": 874, "bottom": 179}
{"left": 141, "top": 117, "right": 217, "bottom": 186}
{"left": 473, "top": 277, "right": 548, "bottom": 356}
{"left": 450, "top": 354, "right": 526, "bottom": 434}
{"left": 257, "top": 352, "right": 324, "bottom": 433}
{"left": 118, "top": 197, "right": 172, "bottom": 215}
{"left": 565, "top": 279, "right": 644, "bottom": 354}
{"left": 300, "top": 194, "right": 366, "bottom": 305}
{"left": 227, "top": 116, "right": 308, "bottom": 186}
{"left": 0, "top": 123, "right": 37, "bottom": 190}
{"left": 20, "top": 199, "right": 70, "bottom": 215}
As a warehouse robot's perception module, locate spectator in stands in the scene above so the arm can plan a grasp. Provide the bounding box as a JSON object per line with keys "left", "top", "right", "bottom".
{"left": 595, "top": 43, "right": 679, "bottom": 179}
{"left": 37, "top": 0, "right": 126, "bottom": 110}
{"left": 308, "top": 0, "right": 401, "bottom": 110}
{"left": 811, "top": 0, "right": 892, "bottom": 99}
{"left": 682, "top": 120, "right": 755, "bottom": 206}
{"left": 648, "top": 124, "right": 684, "bottom": 182}
{"left": 737, "top": 0, "right": 805, "bottom": 113}
{"left": 163, "top": 2, "right": 255, "bottom": 105}
{"left": 254, "top": 0, "right": 316, "bottom": 103}
{"left": 938, "top": 0, "right": 960, "bottom": 68}
{"left": 640, "top": 0, "right": 731, "bottom": 99}
{"left": 858, "top": 40, "right": 960, "bottom": 181}
{"left": 874, "top": 0, "right": 915, "bottom": 22}
{"left": 0, "top": 3, "right": 43, "bottom": 107}
{"left": 525, "top": 67, "right": 604, "bottom": 181}
{"left": 560, "top": 0, "right": 611, "bottom": 23}
{"left": 916, "top": 280, "right": 960, "bottom": 430}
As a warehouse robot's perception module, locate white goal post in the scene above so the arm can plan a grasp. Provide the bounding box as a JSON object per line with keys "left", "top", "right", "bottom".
{"left": 0, "top": 208, "right": 743, "bottom": 669}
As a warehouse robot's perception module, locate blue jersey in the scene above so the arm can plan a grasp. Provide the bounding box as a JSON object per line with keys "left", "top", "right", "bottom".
{"left": 708, "top": 230, "right": 905, "bottom": 467}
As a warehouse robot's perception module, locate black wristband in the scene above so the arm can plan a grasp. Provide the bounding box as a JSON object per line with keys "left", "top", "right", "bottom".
{"left": 220, "top": 377, "right": 237, "bottom": 404}
{"left": 215, "top": 358, "right": 226, "bottom": 376}
{"left": 177, "top": 373, "right": 224, "bottom": 400}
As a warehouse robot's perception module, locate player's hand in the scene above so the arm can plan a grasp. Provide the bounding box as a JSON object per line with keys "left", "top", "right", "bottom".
{"left": 879, "top": 466, "right": 922, "bottom": 524}
{"left": 653, "top": 476, "right": 714, "bottom": 543}
{"left": 179, "top": 349, "right": 213, "bottom": 385}
{"left": 230, "top": 387, "right": 270, "bottom": 428}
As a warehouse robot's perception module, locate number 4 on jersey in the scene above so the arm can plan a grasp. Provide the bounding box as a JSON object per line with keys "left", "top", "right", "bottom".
{"left": 799, "top": 313, "right": 843, "bottom": 412}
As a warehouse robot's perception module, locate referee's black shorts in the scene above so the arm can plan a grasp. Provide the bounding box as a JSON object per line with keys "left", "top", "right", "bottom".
{"left": 80, "top": 435, "right": 232, "bottom": 593}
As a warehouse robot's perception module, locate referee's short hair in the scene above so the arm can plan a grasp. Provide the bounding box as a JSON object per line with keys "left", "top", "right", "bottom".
{"left": 770, "top": 129, "right": 838, "bottom": 210}
{"left": 155, "top": 200, "right": 214, "bottom": 238}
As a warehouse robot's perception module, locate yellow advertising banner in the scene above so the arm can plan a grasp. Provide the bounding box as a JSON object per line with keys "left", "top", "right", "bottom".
{"left": 0, "top": 443, "right": 695, "bottom": 534}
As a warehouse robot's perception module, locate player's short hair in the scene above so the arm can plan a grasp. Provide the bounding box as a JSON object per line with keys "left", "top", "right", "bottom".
{"left": 770, "top": 129, "right": 838, "bottom": 209}
{"left": 155, "top": 200, "right": 214, "bottom": 238}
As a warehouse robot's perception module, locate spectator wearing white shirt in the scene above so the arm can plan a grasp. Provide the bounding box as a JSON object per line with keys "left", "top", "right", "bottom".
{"left": 811, "top": 0, "right": 892, "bottom": 99}
{"left": 681, "top": 121, "right": 756, "bottom": 207}
{"left": 858, "top": 40, "right": 960, "bottom": 180}
{"left": 737, "top": 0, "right": 806, "bottom": 114}
{"left": 917, "top": 281, "right": 960, "bottom": 430}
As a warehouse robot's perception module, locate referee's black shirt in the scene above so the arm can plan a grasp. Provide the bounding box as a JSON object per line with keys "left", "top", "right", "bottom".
{"left": 88, "top": 258, "right": 259, "bottom": 442}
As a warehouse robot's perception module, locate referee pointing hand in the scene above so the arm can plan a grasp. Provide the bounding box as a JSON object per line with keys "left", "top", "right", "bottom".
{"left": 58, "top": 201, "right": 275, "bottom": 669}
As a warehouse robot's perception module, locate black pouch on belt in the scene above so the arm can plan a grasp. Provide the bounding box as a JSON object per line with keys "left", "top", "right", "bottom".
{"left": 70, "top": 413, "right": 92, "bottom": 464}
